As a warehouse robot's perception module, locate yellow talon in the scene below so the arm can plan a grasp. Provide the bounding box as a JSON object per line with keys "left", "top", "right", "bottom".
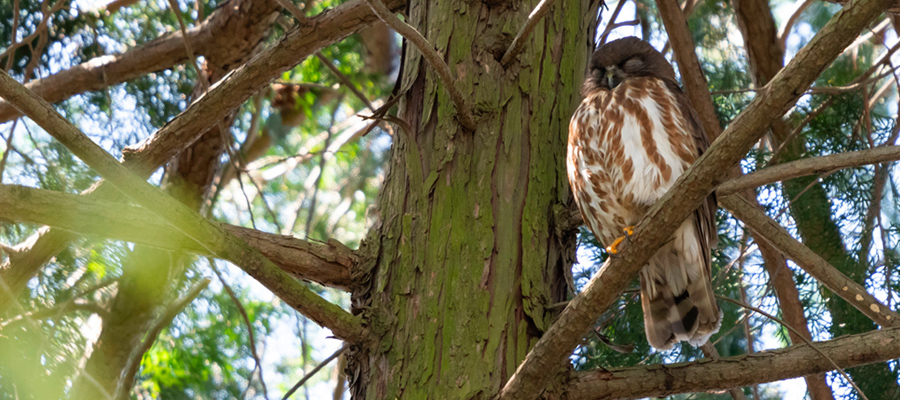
{"left": 606, "top": 226, "right": 635, "bottom": 255}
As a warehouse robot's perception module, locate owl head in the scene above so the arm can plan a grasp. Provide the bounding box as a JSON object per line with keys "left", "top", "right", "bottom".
{"left": 583, "top": 37, "right": 677, "bottom": 94}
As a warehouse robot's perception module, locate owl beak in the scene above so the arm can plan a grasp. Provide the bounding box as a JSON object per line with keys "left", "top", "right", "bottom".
{"left": 606, "top": 67, "right": 620, "bottom": 89}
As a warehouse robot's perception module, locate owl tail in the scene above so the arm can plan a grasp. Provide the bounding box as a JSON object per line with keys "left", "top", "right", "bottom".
{"left": 639, "top": 221, "right": 722, "bottom": 350}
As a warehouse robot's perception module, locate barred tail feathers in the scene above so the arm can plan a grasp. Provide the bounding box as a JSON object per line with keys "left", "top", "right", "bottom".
{"left": 640, "top": 219, "right": 721, "bottom": 350}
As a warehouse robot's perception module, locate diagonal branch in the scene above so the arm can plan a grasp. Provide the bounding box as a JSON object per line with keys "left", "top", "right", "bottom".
{"left": 655, "top": 0, "right": 721, "bottom": 137}
{"left": 721, "top": 194, "right": 900, "bottom": 328}
{"left": 114, "top": 278, "right": 211, "bottom": 400}
{"left": 566, "top": 326, "right": 900, "bottom": 400}
{"left": 500, "top": 0, "right": 558, "bottom": 65}
{"left": 0, "top": 0, "right": 404, "bottom": 308}
{"left": 363, "top": 0, "right": 476, "bottom": 131}
{"left": 499, "top": 0, "right": 894, "bottom": 397}
{"left": 0, "top": 0, "right": 269, "bottom": 123}
{"left": 0, "top": 70, "right": 366, "bottom": 342}
{"left": 0, "top": 184, "right": 355, "bottom": 289}
{"left": 719, "top": 145, "right": 900, "bottom": 195}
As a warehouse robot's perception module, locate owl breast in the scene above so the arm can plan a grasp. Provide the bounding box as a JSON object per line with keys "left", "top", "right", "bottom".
{"left": 567, "top": 77, "right": 698, "bottom": 246}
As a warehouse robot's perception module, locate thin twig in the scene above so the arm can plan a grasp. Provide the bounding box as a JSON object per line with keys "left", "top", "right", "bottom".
{"left": 208, "top": 259, "right": 269, "bottom": 400}
{"left": 779, "top": 0, "right": 815, "bottom": 50}
{"left": 115, "top": 278, "right": 211, "bottom": 400}
{"left": 597, "top": 0, "right": 629, "bottom": 47}
{"left": 274, "top": 0, "right": 309, "bottom": 23}
{"left": 303, "top": 101, "right": 340, "bottom": 239}
{"left": 0, "top": 0, "right": 67, "bottom": 63}
{"left": 282, "top": 343, "right": 348, "bottom": 400}
{"left": 719, "top": 146, "right": 900, "bottom": 196}
{"left": 363, "top": 0, "right": 476, "bottom": 131}
{"left": 501, "top": 0, "right": 558, "bottom": 65}
{"left": 316, "top": 52, "right": 376, "bottom": 112}
{"left": 722, "top": 194, "right": 900, "bottom": 328}
{"left": 0, "top": 120, "right": 17, "bottom": 182}
{"left": 716, "top": 295, "right": 868, "bottom": 400}
{"left": 4, "top": 0, "right": 21, "bottom": 72}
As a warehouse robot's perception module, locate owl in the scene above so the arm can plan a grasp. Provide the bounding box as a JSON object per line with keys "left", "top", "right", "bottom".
{"left": 567, "top": 37, "right": 721, "bottom": 350}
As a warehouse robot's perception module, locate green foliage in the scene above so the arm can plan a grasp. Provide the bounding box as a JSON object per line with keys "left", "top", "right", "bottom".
{"left": 2, "top": 0, "right": 899, "bottom": 398}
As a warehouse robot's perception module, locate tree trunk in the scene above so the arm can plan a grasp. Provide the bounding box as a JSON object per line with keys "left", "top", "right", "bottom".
{"left": 348, "top": 0, "right": 597, "bottom": 397}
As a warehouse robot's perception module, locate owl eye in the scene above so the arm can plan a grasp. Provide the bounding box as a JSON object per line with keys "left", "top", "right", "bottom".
{"left": 622, "top": 57, "right": 643, "bottom": 71}
{"left": 592, "top": 67, "right": 606, "bottom": 79}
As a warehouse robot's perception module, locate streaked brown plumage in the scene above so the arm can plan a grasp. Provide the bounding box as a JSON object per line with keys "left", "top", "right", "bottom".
{"left": 567, "top": 37, "right": 721, "bottom": 350}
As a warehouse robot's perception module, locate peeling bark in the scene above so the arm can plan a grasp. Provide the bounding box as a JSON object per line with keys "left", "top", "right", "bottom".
{"left": 348, "top": 0, "right": 595, "bottom": 398}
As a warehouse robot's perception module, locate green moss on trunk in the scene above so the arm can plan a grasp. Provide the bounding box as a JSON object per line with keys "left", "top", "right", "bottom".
{"left": 350, "top": 1, "right": 596, "bottom": 398}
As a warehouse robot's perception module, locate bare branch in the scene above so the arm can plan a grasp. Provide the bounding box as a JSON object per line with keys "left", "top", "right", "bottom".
{"left": 363, "top": 0, "right": 476, "bottom": 131}
{"left": 0, "top": 0, "right": 403, "bottom": 308}
{"left": 501, "top": 0, "right": 558, "bottom": 65}
{"left": 274, "top": 0, "right": 309, "bottom": 23}
{"left": 0, "top": 0, "right": 68, "bottom": 68}
{"left": 779, "top": 0, "right": 815, "bottom": 50}
{"left": 717, "top": 296, "right": 867, "bottom": 400}
{"left": 719, "top": 146, "right": 900, "bottom": 195}
{"left": 655, "top": 0, "right": 721, "bottom": 137}
{"left": 597, "top": 0, "right": 631, "bottom": 47}
{"left": 566, "top": 326, "right": 900, "bottom": 400}
{"left": 698, "top": 343, "right": 748, "bottom": 400}
{"left": 0, "top": 71, "right": 366, "bottom": 342}
{"left": 283, "top": 343, "right": 348, "bottom": 400}
{"left": 499, "top": 0, "right": 894, "bottom": 397}
{"left": 115, "top": 278, "right": 211, "bottom": 400}
{"left": 721, "top": 194, "right": 900, "bottom": 328}
{"left": 0, "top": 184, "right": 355, "bottom": 290}
{"left": 209, "top": 260, "right": 269, "bottom": 400}
{"left": 316, "top": 52, "right": 376, "bottom": 112}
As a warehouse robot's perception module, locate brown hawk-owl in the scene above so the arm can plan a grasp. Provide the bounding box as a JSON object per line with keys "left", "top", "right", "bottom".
{"left": 567, "top": 37, "right": 721, "bottom": 350}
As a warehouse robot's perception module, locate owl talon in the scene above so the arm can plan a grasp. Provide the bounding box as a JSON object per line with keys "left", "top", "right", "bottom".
{"left": 606, "top": 226, "right": 635, "bottom": 255}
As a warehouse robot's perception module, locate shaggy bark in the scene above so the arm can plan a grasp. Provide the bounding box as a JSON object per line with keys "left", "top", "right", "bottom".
{"left": 347, "top": 0, "right": 596, "bottom": 398}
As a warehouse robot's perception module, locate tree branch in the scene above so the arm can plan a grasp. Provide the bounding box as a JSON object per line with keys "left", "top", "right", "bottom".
{"left": 655, "top": 0, "right": 722, "bottom": 137}
{"left": 721, "top": 194, "right": 900, "bottom": 327}
{"left": 566, "top": 326, "right": 900, "bottom": 400}
{"left": 114, "top": 278, "right": 211, "bottom": 400}
{"left": 501, "top": 0, "right": 558, "bottom": 65}
{"left": 0, "top": 0, "right": 404, "bottom": 308}
{"left": 0, "top": 0, "right": 267, "bottom": 123}
{"left": 499, "top": 0, "right": 894, "bottom": 397}
{"left": 719, "top": 146, "right": 900, "bottom": 195}
{"left": 0, "top": 71, "right": 366, "bottom": 342}
{"left": 0, "top": 184, "right": 355, "bottom": 289}
{"left": 362, "top": 0, "right": 476, "bottom": 131}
